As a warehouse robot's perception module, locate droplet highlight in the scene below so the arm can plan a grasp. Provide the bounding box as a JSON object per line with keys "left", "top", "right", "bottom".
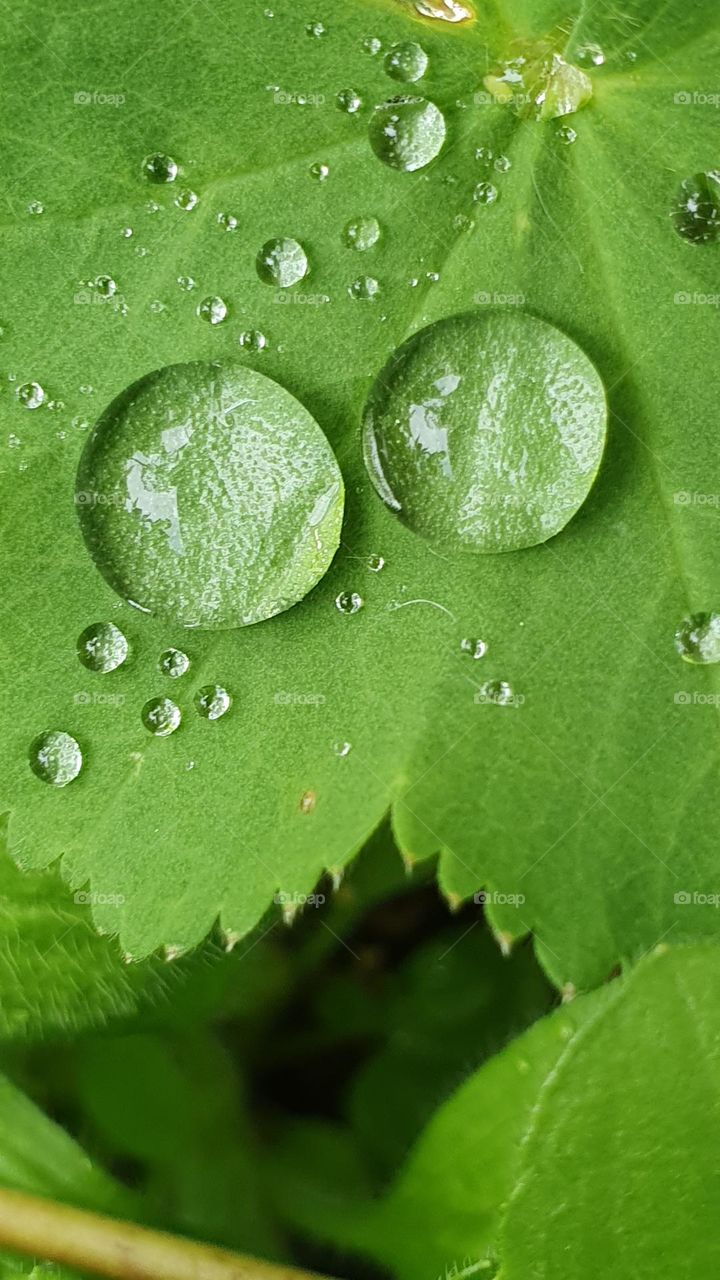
{"left": 675, "top": 612, "right": 720, "bottom": 664}
{"left": 29, "top": 731, "right": 82, "bottom": 786}
{"left": 142, "top": 696, "right": 181, "bottom": 736}
{"left": 369, "top": 96, "right": 446, "bottom": 171}
{"left": 77, "top": 622, "right": 129, "bottom": 673}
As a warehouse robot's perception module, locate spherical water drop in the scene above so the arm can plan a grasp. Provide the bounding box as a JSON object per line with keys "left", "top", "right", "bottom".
{"left": 17, "top": 381, "right": 45, "bottom": 409}
{"left": 475, "top": 146, "right": 493, "bottom": 164}
{"left": 335, "top": 591, "right": 363, "bottom": 614}
{"left": 480, "top": 679, "right": 515, "bottom": 706}
{"left": 348, "top": 275, "right": 380, "bottom": 300}
{"left": 142, "top": 696, "right": 181, "bottom": 736}
{"left": 142, "top": 152, "right": 178, "bottom": 183}
{"left": 256, "top": 238, "right": 309, "bottom": 288}
{"left": 75, "top": 362, "right": 345, "bottom": 628}
{"left": 494, "top": 154, "right": 511, "bottom": 172}
{"left": 474, "top": 181, "right": 498, "bottom": 205}
{"left": 175, "top": 188, "right": 199, "bottom": 211}
{"left": 461, "top": 637, "right": 487, "bottom": 659}
{"left": 94, "top": 274, "right": 118, "bottom": 297}
{"left": 369, "top": 97, "right": 446, "bottom": 172}
{"left": 575, "top": 42, "right": 605, "bottom": 66}
{"left": 121, "top": 226, "right": 133, "bottom": 238}
{"left": 309, "top": 162, "right": 330, "bottom": 181}
{"left": 336, "top": 89, "right": 363, "bottom": 114}
{"left": 239, "top": 329, "right": 268, "bottom": 352}
{"left": 367, "top": 553, "right": 385, "bottom": 572}
{"left": 384, "top": 41, "right": 429, "bottom": 83}
{"left": 675, "top": 612, "right": 720, "bottom": 664}
{"left": 343, "top": 216, "right": 381, "bottom": 250}
{"left": 77, "top": 622, "right": 129, "bottom": 673}
{"left": 362, "top": 36, "right": 382, "bottom": 54}
{"left": 672, "top": 172, "right": 720, "bottom": 245}
{"left": 306, "top": 20, "right": 327, "bottom": 36}
{"left": 332, "top": 740, "right": 352, "bottom": 757}
{"left": 27, "top": 200, "right": 44, "bottom": 215}
{"left": 29, "top": 731, "right": 82, "bottom": 786}
{"left": 197, "top": 295, "right": 228, "bottom": 324}
{"left": 558, "top": 123, "right": 577, "bottom": 145}
{"left": 159, "top": 647, "right": 190, "bottom": 678}
{"left": 362, "top": 310, "right": 607, "bottom": 553}
{"left": 217, "top": 212, "right": 238, "bottom": 231}
{"left": 177, "top": 275, "right": 196, "bottom": 291}
{"left": 195, "top": 684, "right": 232, "bottom": 719}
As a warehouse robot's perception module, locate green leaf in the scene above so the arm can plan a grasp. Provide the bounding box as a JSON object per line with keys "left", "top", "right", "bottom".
{"left": 2, "top": 0, "right": 718, "bottom": 983}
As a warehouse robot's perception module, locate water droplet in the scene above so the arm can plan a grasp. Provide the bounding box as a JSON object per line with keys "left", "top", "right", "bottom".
{"left": 575, "top": 42, "right": 605, "bottom": 66}
{"left": 480, "top": 679, "right": 515, "bottom": 705}
{"left": 475, "top": 146, "right": 493, "bottom": 163}
{"left": 336, "top": 89, "right": 363, "bottom": 114}
{"left": 29, "top": 731, "right": 82, "bottom": 786}
{"left": 484, "top": 44, "right": 592, "bottom": 120}
{"left": 332, "top": 740, "right": 352, "bottom": 757}
{"left": 217, "top": 212, "right": 238, "bottom": 231}
{"left": 75, "top": 362, "right": 345, "bottom": 628}
{"left": 362, "top": 35, "right": 382, "bottom": 54}
{"left": 195, "top": 683, "right": 232, "bottom": 719}
{"left": 158, "top": 647, "right": 190, "bottom": 678}
{"left": 135, "top": 245, "right": 149, "bottom": 257}
{"left": 77, "top": 622, "right": 128, "bottom": 672}
{"left": 335, "top": 591, "right": 364, "bottom": 614}
{"left": 121, "top": 226, "right": 133, "bottom": 238}
{"left": 362, "top": 310, "right": 607, "bottom": 552}
{"left": 558, "top": 123, "right": 577, "bottom": 145}
{"left": 142, "top": 696, "right": 182, "bottom": 736}
{"left": 141, "top": 152, "right": 178, "bottom": 183}
{"left": 672, "top": 172, "right": 720, "bottom": 245}
{"left": 239, "top": 329, "right": 268, "bottom": 351}
{"left": 79, "top": 384, "right": 95, "bottom": 396}
{"left": 675, "top": 612, "right": 720, "bottom": 664}
{"left": 384, "top": 41, "right": 429, "bottom": 83}
{"left": 348, "top": 275, "right": 380, "bottom": 300}
{"left": 408, "top": 0, "right": 473, "bottom": 19}
{"left": 256, "top": 238, "right": 309, "bottom": 287}
{"left": 369, "top": 97, "right": 446, "bottom": 172}
{"left": 146, "top": 200, "right": 161, "bottom": 214}
{"left": 474, "top": 180, "right": 498, "bottom": 205}
{"left": 306, "top": 19, "right": 326, "bottom": 36}
{"left": 27, "top": 200, "right": 44, "bottom": 215}
{"left": 94, "top": 274, "right": 118, "bottom": 297}
{"left": 196, "top": 295, "right": 228, "bottom": 324}
{"left": 343, "top": 216, "right": 381, "bottom": 250}
{"left": 309, "top": 161, "right": 330, "bottom": 181}
{"left": 367, "top": 553, "right": 385, "bottom": 572}
{"left": 149, "top": 300, "right": 166, "bottom": 314}
{"left": 461, "top": 637, "right": 487, "bottom": 659}
{"left": 453, "top": 212, "right": 475, "bottom": 232}
{"left": 494, "top": 154, "right": 511, "bottom": 172}
{"left": 17, "top": 382, "right": 45, "bottom": 409}
{"left": 177, "top": 275, "right": 196, "bottom": 291}
{"left": 300, "top": 790, "right": 317, "bottom": 813}
{"left": 175, "top": 188, "right": 199, "bottom": 211}
{"left": 49, "top": 399, "right": 65, "bottom": 412}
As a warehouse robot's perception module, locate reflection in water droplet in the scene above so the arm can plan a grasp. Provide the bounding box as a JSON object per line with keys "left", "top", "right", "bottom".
{"left": 159, "top": 647, "right": 190, "bottom": 678}
{"left": 197, "top": 296, "right": 228, "bottom": 324}
{"left": 239, "top": 330, "right": 268, "bottom": 351}
{"left": 336, "top": 89, "right": 363, "bottom": 113}
{"left": 256, "top": 238, "right": 309, "bottom": 287}
{"left": 362, "top": 310, "right": 607, "bottom": 553}
{"left": 558, "top": 123, "right": 577, "bottom": 145}
{"left": 369, "top": 97, "right": 446, "bottom": 172}
{"left": 77, "top": 621, "right": 129, "bottom": 672}
{"left": 195, "top": 684, "right": 232, "bottom": 719}
{"left": 335, "top": 591, "right": 364, "bottom": 614}
{"left": 367, "top": 553, "right": 385, "bottom": 572}
{"left": 175, "top": 188, "right": 199, "bottom": 211}
{"left": 142, "top": 696, "right": 182, "bottom": 736}
{"left": 75, "top": 361, "right": 344, "bottom": 628}
{"left": 217, "top": 212, "right": 238, "bottom": 231}
{"left": 177, "top": 275, "right": 196, "bottom": 291}
{"left": 95, "top": 274, "right": 118, "bottom": 297}
{"left": 362, "top": 35, "right": 382, "bottom": 54}
{"left": 675, "top": 612, "right": 720, "bottom": 664}
{"left": 309, "top": 162, "right": 330, "bottom": 181}
{"left": 343, "top": 216, "right": 381, "bottom": 250}
{"left": 461, "top": 637, "right": 487, "bottom": 659}
{"left": 672, "top": 172, "right": 720, "bottom": 245}
{"left": 480, "top": 679, "right": 515, "bottom": 705}
{"left": 575, "top": 42, "right": 605, "bottom": 66}
{"left": 27, "top": 200, "right": 44, "bottom": 215}
{"left": 141, "top": 153, "right": 178, "bottom": 183}
{"left": 474, "top": 181, "right": 498, "bottom": 205}
{"left": 384, "top": 41, "right": 429, "bottom": 83}
{"left": 17, "top": 382, "right": 45, "bottom": 409}
{"left": 29, "top": 731, "right": 82, "bottom": 786}
{"left": 348, "top": 275, "right": 380, "bottom": 300}
{"left": 332, "top": 740, "right": 352, "bottom": 757}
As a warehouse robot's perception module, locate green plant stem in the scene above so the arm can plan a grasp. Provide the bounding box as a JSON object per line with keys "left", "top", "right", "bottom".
{"left": 0, "top": 1187, "right": 330, "bottom": 1280}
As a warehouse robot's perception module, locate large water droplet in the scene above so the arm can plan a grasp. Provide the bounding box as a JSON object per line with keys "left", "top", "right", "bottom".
{"left": 369, "top": 96, "right": 446, "bottom": 171}
{"left": 672, "top": 172, "right": 720, "bottom": 245}
{"left": 484, "top": 44, "right": 592, "bottom": 120}
{"left": 159, "top": 647, "right": 190, "bottom": 678}
{"left": 29, "top": 730, "right": 82, "bottom": 786}
{"left": 384, "top": 41, "right": 429, "bottom": 83}
{"left": 474, "top": 181, "right": 498, "bottom": 205}
{"left": 362, "top": 310, "right": 607, "bottom": 552}
{"left": 77, "top": 622, "right": 129, "bottom": 672}
{"left": 343, "top": 216, "right": 381, "bottom": 250}
{"left": 141, "top": 153, "right": 178, "bottom": 183}
{"left": 256, "top": 238, "right": 309, "bottom": 287}
{"left": 75, "top": 362, "right": 345, "bottom": 628}
{"left": 197, "top": 296, "right": 228, "bottom": 325}
{"left": 675, "top": 612, "right": 720, "bottom": 664}
{"left": 142, "top": 696, "right": 181, "bottom": 736}
{"left": 175, "top": 188, "right": 199, "bottom": 211}
{"left": 195, "top": 684, "right": 232, "bottom": 719}
{"left": 335, "top": 591, "right": 364, "bottom": 614}
{"left": 17, "top": 382, "right": 45, "bottom": 409}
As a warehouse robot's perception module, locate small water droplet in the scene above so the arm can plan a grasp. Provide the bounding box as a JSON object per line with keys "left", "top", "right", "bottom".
{"left": 141, "top": 152, "right": 178, "bottom": 183}
{"left": 158, "top": 647, "right": 190, "bottom": 678}
{"left": 474, "top": 180, "right": 498, "bottom": 205}
{"left": 384, "top": 41, "right": 429, "bottom": 83}
{"left": 195, "top": 683, "right": 232, "bottom": 719}
{"left": 197, "top": 295, "right": 228, "bottom": 324}
{"left": 238, "top": 329, "right": 268, "bottom": 351}
{"left": 17, "top": 382, "right": 45, "bottom": 409}
{"left": 369, "top": 96, "right": 446, "bottom": 171}
{"left": 309, "top": 161, "right": 330, "bottom": 181}
{"left": 77, "top": 621, "right": 129, "bottom": 672}
{"left": 149, "top": 299, "right": 166, "bottom": 314}
{"left": 142, "top": 696, "right": 182, "bottom": 736}
{"left": 177, "top": 275, "right": 196, "bottom": 291}
{"left": 94, "top": 274, "right": 118, "bottom": 297}
{"left": 475, "top": 146, "right": 493, "bottom": 164}
{"left": 362, "top": 35, "right": 382, "bottom": 54}
{"left": 217, "top": 211, "right": 238, "bottom": 231}
{"left": 558, "top": 123, "right": 577, "bottom": 145}
{"left": 335, "top": 591, "right": 364, "bottom": 614}
{"left": 367, "top": 553, "right": 385, "bottom": 572}
{"left": 494, "top": 154, "right": 511, "bottom": 172}
{"left": 460, "top": 637, "right": 487, "bottom": 659}
{"left": 336, "top": 88, "right": 363, "bottom": 114}
{"left": 175, "top": 188, "right": 199, "bottom": 211}
{"left": 135, "top": 245, "right": 149, "bottom": 257}
{"left": 27, "top": 200, "right": 44, "bottom": 215}
{"left": 306, "top": 19, "right": 327, "bottom": 36}
{"left": 256, "top": 238, "right": 309, "bottom": 287}
{"left": 672, "top": 172, "right": 720, "bottom": 245}
{"left": 332, "top": 740, "right": 352, "bottom": 757}
{"left": 453, "top": 212, "right": 475, "bottom": 232}
{"left": 480, "top": 678, "right": 515, "bottom": 705}
{"left": 575, "top": 42, "right": 605, "bottom": 66}
{"left": 348, "top": 275, "right": 380, "bottom": 300}
{"left": 29, "top": 730, "right": 82, "bottom": 786}
{"left": 121, "top": 226, "right": 133, "bottom": 238}
{"left": 675, "top": 612, "right": 720, "bottom": 664}
{"left": 343, "top": 216, "right": 381, "bottom": 250}
{"left": 79, "top": 384, "right": 94, "bottom": 395}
